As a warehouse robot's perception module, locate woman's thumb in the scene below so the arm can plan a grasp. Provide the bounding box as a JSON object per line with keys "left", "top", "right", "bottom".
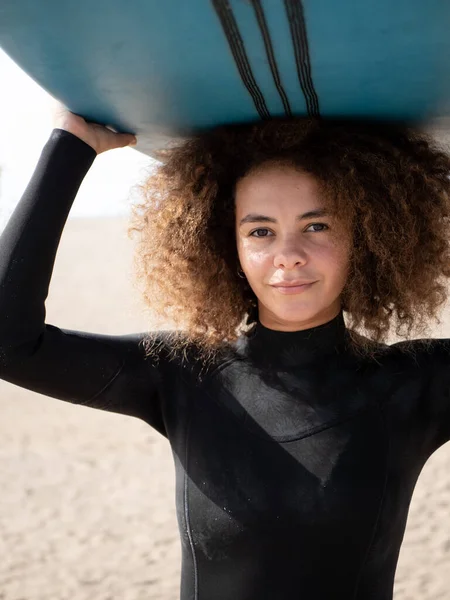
{"left": 105, "top": 124, "right": 137, "bottom": 147}
{"left": 117, "top": 133, "right": 137, "bottom": 148}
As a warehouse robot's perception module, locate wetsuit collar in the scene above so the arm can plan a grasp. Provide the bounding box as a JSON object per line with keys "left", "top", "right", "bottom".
{"left": 246, "top": 309, "right": 348, "bottom": 367}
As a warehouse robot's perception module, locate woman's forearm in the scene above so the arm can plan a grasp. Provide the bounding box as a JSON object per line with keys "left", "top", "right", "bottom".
{"left": 0, "top": 128, "right": 97, "bottom": 351}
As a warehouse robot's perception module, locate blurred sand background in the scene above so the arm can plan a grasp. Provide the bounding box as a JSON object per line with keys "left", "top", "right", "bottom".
{"left": 1, "top": 212, "right": 450, "bottom": 600}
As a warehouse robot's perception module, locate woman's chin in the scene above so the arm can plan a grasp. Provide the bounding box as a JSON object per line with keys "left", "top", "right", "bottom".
{"left": 263, "top": 303, "right": 320, "bottom": 325}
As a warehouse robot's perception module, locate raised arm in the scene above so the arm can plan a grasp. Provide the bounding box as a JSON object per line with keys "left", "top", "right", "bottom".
{"left": 0, "top": 126, "right": 168, "bottom": 438}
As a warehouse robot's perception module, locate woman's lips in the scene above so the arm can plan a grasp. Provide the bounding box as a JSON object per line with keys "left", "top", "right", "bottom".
{"left": 272, "top": 282, "right": 316, "bottom": 295}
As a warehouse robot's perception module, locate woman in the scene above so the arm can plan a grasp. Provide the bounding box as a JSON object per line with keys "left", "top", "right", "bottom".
{"left": 1, "top": 105, "right": 450, "bottom": 599}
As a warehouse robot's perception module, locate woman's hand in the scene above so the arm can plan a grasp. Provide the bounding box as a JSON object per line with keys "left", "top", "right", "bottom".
{"left": 51, "top": 100, "right": 137, "bottom": 155}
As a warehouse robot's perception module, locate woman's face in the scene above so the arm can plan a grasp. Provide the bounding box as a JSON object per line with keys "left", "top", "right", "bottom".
{"left": 235, "top": 163, "right": 351, "bottom": 331}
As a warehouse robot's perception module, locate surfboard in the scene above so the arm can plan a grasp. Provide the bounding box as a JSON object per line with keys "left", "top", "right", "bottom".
{"left": 1, "top": 0, "right": 449, "bottom": 158}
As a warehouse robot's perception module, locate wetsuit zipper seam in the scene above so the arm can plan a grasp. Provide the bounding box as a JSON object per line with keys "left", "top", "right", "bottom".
{"left": 184, "top": 401, "right": 199, "bottom": 599}
{"left": 275, "top": 406, "right": 373, "bottom": 443}
{"left": 352, "top": 401, "right": 391, "bottom": 599}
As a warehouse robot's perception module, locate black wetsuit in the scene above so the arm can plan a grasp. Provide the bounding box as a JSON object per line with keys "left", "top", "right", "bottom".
{"left": 1, "top": 128, "right": 450, "bottom": 600}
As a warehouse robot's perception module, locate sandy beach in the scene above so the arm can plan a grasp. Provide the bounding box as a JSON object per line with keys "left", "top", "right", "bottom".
{"left": 1, "top": 215, "right": 450, "bottom": 599}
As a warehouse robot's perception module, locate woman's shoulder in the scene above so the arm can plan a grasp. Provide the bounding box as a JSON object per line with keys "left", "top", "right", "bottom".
{"left": 350, "top": 334, "right": 450, "bottom": 390}
{"left": 389, "top": 336, "right": 450, "bottom": 364}
{"left": 345, "top": 327, "right": 450, "bottom": 366}
{"left": 138, "top": 328, "right": 237, "bottom": 376}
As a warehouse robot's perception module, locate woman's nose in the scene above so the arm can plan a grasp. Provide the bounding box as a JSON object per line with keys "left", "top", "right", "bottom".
{"left": 274, "top": 241, "right": 308, "bottom": 269}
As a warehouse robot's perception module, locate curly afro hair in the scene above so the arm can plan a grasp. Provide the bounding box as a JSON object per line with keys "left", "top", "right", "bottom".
{"left": 127, "top": 116, "right": 450, "bottom": 365}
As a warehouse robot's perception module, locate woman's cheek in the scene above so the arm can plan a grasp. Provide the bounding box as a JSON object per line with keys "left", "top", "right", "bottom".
{"left": 242, "top": 247, "right": 269, "bottom": 280}
{"left": 315, "top": 236, "right": 345, "bottom": 262}
{"left": 323, "top": 244, "right": 351, "bottom": 289}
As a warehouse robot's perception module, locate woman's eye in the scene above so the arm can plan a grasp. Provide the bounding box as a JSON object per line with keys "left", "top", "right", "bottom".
{"left": 249, "top": 228, "right": 273, "bottom": 238}
{"left": 249, "top": 223, "right": 329, "bottom": 237}
{"left": 305, "top": 223, "right": 329, "bottom": 233}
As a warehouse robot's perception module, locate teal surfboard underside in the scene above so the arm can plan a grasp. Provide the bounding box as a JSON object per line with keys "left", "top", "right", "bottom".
{"left": 1, "top": 0, "right": 449, "bottom": 157}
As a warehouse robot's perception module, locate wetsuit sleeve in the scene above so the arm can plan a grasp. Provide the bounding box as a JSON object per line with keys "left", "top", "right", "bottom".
{"left": 0, "top": 128, "right": 168, "bottom": 438}
{"left": 392, "top": 338, "right": 450, "bottom": 456}
{"left": 422, "top": 338, "right": 450, "bottom": 453}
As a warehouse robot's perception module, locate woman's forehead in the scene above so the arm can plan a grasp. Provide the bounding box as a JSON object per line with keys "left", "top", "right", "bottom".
{"left": 235, "top": 166, "right": 326, "bottom": 211}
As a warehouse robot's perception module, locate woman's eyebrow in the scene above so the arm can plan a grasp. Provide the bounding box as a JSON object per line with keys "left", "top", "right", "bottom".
{"left": 239, "top": 209, "right": 329, "bottom": 226}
